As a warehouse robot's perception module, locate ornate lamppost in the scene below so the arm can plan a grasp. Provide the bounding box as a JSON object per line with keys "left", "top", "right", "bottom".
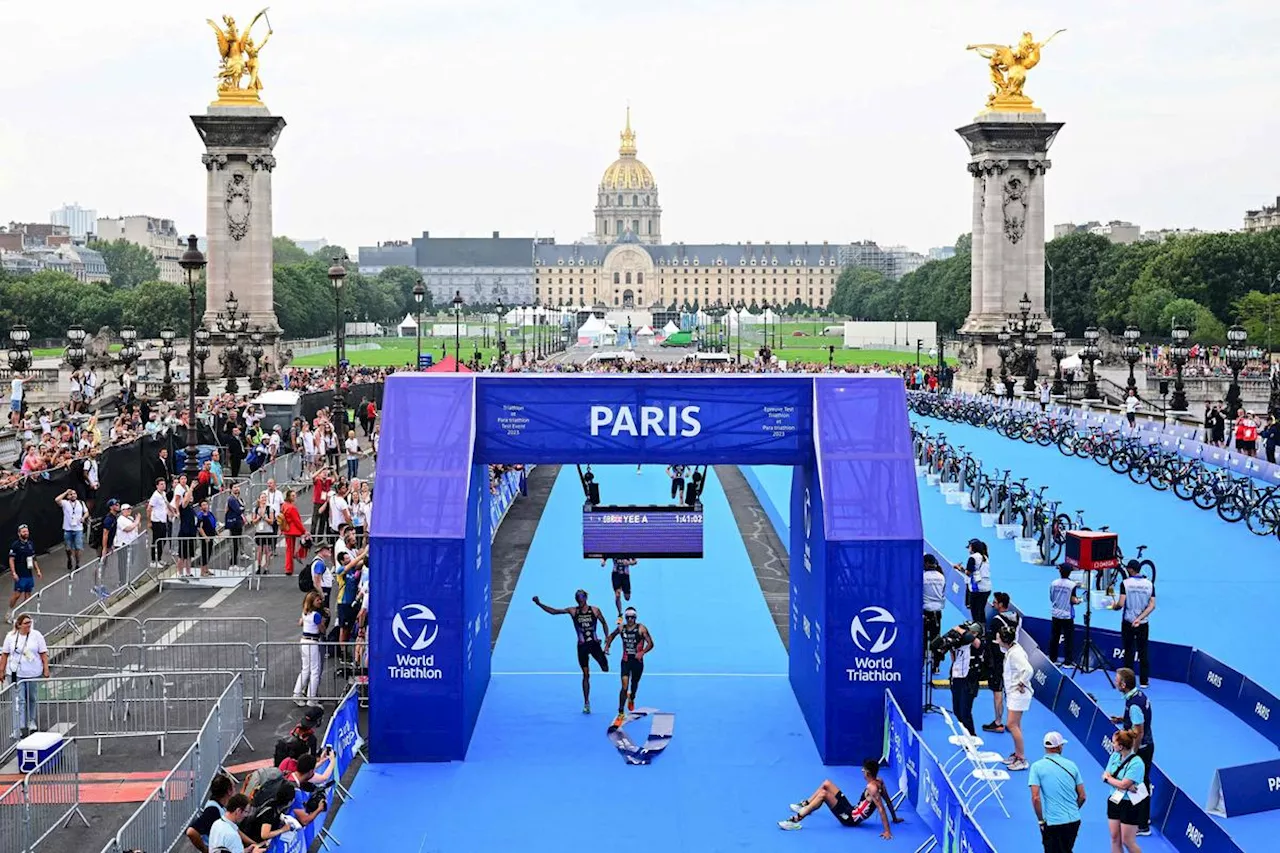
{"left": 1225, "top": 324, "right": 1248, "bottom": 416}
{"left": 996, "top": 329, "right": 1012, "bottom": 395}
{"left": 1004, "top": 291, "right": 1041, "bottom": 394}
{"left": 1122, "top": 325, "right": 1142, "bottom": 393}
{"left": 116, "top": 325, "right": 140, "bottom": 404}
{"left": 327, "top": 256, "right": 348, "bottom": 432}
{"left": 495, "top": 299, "right": 506, "bottom": 369}
{"left": 452, "top": 290, "right": 464, "bottom": 371}
{"left": 520, "top": 306, "right": 527, "bottom": 363}
{"left": 1169, "top": 321, "right": 1190, "bottom": 413}
{"left": 65, "top": 324, "right": 88, "bottom": 372}
{"left": 159, "top": 327, "right": 177, "bottom": 402}
{"left": 216, "top": 292, "right": 247, "bottom": 394}
{"left": 1082, "top": 326, "right": 1101, "bottom": 401}
{"left": 734, "top": 301, "right": 746, "bottom": 365}
{"left": 6, "top": 323, "right": 32, "bottom": 375}
{"left": 248, "top": 327, "right": 265, "bottom": 391}
{"left": 1050, "top": 329, "right": 1067, "bottom": 397}
{"left": 178, "top": 235, "right": 207, "bottom": 481}
{"left": 194, "top": 327, "right": 211, "bottom": 397}
{"left": 413, "top": 278, "right": 425, "bottom": 369}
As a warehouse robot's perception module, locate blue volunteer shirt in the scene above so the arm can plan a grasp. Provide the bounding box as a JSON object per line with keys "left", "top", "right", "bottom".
{"left": 1028, "top": 755, "right": 1084, "bottom": 825}
{"left": 923, "top": 570, "right": 946, "bottom": 612}
{"left": 1105, "top": 752, "right": 1147, "bottom": 802}
{"left": 1120, "top": 575, "right": 1154, "bottom": 623}
{"left": 1049, "top": 577, "right": 1077, "bottom": 619}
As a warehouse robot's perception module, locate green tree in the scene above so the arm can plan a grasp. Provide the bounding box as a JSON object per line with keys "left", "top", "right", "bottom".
{"left": 1045, "top": 232, "right": 1111, "bottom": 336}
{"left": 1158, "top": 298, "right": 1224, "bottom": 344}
{"left": 273, "top": 236, "right": 313, "bottom": 265}
{"left": 377, "top": 266, "right": 432, "bottom": 318}
{"left": 954, "top": 233, "right": 973, "bottom": 254}
{"left": 90, "top": 238, "right": 160, "bottom": 289}
{"left": 119, "top": 281, "right": 194, "bottom": 336}
{"left": 1232, "top": 290, "right": 1280, "bottom": 351}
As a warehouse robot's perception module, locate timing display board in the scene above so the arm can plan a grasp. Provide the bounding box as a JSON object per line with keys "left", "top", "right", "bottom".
{"left": 583, "top": 503, "right": 704, "bottom": 559}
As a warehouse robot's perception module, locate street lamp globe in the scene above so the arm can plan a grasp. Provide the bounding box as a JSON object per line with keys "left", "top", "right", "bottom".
{"left": 328, "top": 261, "right": 347, "bottom": 290}
{"left": 1018, "top": 291, "right": 1032, "bottom": 318}
{"left": 179, "top": 234, "right": 206, "bottom": 274}
{"left": 67, "top": 324, "right": 87, "bottom": 345}
{"left": 10, "top": 324, "right": 30, "bottom": 347}
{"left": 1227, "top": 324, "right": 1248, "bottom": 345}
{"left": 159, "top": 327, "right": 177, "bottom": 345}
{"left": 412, "top": 280, "right": 425, "bottom": 305}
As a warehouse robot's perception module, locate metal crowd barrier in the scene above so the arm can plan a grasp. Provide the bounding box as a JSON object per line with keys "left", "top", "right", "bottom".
{"left": 19, "top": 612, "right": 268, "bottom": 650}
{"left": 0, "top": 671, "right": 236, "bottom": 759}
{"left": 253, "top": 640, "right": 362, "bottom": 718}
{"left": 104, "top": 675, "right": 248, "bottom": 853}
{"left": 0, "top": 738, "right": 89, "bottom": 852}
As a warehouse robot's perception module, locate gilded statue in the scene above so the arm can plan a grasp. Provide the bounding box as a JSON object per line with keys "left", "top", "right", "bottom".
{"left": 207, "top": 9, "right": 272, "bottom": 104}
{"left": 966, "top": 29, "right": 1064, "bottom": 112}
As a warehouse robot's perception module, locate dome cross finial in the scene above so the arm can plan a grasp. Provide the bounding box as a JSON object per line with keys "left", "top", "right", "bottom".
{"left": 619, "top": 105, "right": 637, "bottom": 156}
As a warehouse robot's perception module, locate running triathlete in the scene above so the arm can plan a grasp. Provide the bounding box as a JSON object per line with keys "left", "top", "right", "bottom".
{"left": 601, "top": 555, "right": 638, "bottom": 620}
{"left": 666, "top": 463, "right": 687, "bottom": 503}
{"left": 778, "top": 760, "right": 902, "bottom": 837}
{"left": 533, "top": 590, "right": 610, "bottom": 714}
{"left": 604, "top": 607, "right": 654, "bottom": 728}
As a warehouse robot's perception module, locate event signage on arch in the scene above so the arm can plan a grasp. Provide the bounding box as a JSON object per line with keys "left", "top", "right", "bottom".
{"left": 369, "top": 373, "right": 923, "bottom": 764}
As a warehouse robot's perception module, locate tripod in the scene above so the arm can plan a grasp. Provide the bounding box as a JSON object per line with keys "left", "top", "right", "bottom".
{"left": 1068, "top": 567, "right": 1114, "bottom": 689}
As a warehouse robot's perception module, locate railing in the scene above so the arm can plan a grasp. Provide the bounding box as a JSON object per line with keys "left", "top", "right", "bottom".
{"left": 104, "top": 675, "right": 247, "bottom": 853}
{"left": 0, "top": 738, "right": 90, "bottom": 852}
{"left": 0, "top": 671, "right": 237, "bottom": 759}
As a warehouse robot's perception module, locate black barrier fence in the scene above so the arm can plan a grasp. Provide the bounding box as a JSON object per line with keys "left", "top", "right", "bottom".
{"left": 1, "top": 382, "right": 384, "bottom": 557}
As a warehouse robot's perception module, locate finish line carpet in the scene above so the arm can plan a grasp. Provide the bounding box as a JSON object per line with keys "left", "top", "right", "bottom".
{"left": 328, "top": 465, "right": 930, "bottom": 852}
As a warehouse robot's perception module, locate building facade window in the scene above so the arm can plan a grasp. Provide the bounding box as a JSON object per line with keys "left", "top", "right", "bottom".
{"left": 637, "top": 272, "right": 643, "bottom": 284}
{"left": 613, "top": 272, "right": 620, "bottom": 284}
{"left": 625, "top": 272, "right": 632, "bottom": 285}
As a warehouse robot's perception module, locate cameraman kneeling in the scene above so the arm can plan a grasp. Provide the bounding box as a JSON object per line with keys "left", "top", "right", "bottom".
{"left": 946, "top": 623, "right": 983, "bottom": 737}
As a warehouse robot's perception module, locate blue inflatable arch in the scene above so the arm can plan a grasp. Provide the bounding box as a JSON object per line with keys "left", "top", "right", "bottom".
{"left": 369, "top": 374, "right": 923, "bottom": 764}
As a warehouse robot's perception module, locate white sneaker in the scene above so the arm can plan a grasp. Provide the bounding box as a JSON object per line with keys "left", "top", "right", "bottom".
{"left": 778, "top": 818, "right": 803, "bottom": 831}
{"left": 1007, "top": 759, "right": 1030, "bottom": 771}
{"left": 788, "top": 802, "right": 808, "bottom": 815}
{"left": 292, "top": 695, "right": 306, "bottom": 707}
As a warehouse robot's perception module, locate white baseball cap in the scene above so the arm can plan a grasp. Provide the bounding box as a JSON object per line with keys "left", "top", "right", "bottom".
{"left": 1043, "top": 732, "right": 1068, "bottom": 748}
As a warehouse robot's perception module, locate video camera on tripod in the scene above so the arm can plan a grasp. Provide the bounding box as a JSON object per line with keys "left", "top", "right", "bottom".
{"left": 929, "top": 620, "right": 984, "bottom": 670}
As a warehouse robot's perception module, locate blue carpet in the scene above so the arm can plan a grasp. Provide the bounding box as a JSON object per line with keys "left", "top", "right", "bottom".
{"left": 329, "top": 465, "right": 931, "bottom": 852}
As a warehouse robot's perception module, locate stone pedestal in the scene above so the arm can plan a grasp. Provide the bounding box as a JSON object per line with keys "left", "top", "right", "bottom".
{"left": 191, "top": 107, "right": 286, "bottom": 344}
{"left": 954, "top": 111, "right": 1062, "bottom": 391}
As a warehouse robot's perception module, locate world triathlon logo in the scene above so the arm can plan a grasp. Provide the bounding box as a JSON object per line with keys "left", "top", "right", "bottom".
{"left": 392, "top": 604, "right": 440, "bottom": 651}
{"left": 850, "top": 606, "right": 898, "bottom": 654}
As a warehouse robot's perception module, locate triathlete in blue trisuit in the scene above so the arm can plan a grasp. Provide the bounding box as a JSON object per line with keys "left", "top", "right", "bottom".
{"left": 778, "top": 760, "right": 902, "bottom": 837}
{"left": 533, "top": 590, "right": 610, "bottom": 714}
{"left": 604, "top": 607, "right": 654, "bottom": 729}
{"left": 601, "top": 556, "right": 637, "bottom": 619}
{"left": 666, "top": 464, "right": 687, "bottom": 502}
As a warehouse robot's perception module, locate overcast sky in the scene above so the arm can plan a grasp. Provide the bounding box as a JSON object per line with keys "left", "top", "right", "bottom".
{"left": 4, "top": 1, "right": 1279, "bottom": 254}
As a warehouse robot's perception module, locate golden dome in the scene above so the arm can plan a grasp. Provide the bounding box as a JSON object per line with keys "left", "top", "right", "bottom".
{"left": 600, "top": 107, "right": 655, "bottom": 190}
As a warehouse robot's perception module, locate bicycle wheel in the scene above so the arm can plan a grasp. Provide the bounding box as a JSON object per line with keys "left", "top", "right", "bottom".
{"left": 1148, "top": 464, "right": 1170, "bottom": 491}
{"left": 1246, "top": 499, "right": 1277, "bottom": 537}
{"left": 1092, "top": 444, "right": 1112, "bottom": 465}
{"left": 1127, "top": 459, "right": 1151, "bottom": 485}
{"left": 1057, "top": 433, "right": 1076, "bottom": 456}
{"left": 1138, "top": 559, "right": 1157, "bottom": 585}
{"left": 1171, "top": 472, "right": 1198, "bottom": 501}
{"left": 1192, "top": 484, "right": 1219, "bottom": 511}
{"left": 970, "top": 482, "right": 990, "bottom": 514}
{"left": 1036, "top": 429, "right": 1053, "bottom": 447}
{"left": 1217, "top": 494, "right": 1246, "bottom": 524}
{"left": 1052, "top": 513, "right": 1073, "bottom": 544}
{"left": 1109, "top": 451, "right": 1132, "bottom": 475}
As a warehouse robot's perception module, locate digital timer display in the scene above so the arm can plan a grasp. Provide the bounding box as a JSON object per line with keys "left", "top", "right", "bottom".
{"left": 582, "top": 503, "right": 705, "bottom": 559}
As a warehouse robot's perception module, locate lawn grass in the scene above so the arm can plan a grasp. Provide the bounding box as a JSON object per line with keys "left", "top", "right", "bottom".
{"left": 289, "top": 337, "right": 945, "bottom": 368}
{"left": 31, "top": 344, "right": 121, "bottom": 358}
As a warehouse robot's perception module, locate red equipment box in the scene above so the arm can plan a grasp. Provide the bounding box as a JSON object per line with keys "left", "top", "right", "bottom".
{"left": 1063, "top": 530, "right": 1120, "bottom": 571}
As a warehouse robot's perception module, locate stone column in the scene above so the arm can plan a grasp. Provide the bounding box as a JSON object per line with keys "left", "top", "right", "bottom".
{"left": 955, "top": 112, "right": 1063, "bottom": 390}
{"left": 192, "top": 107, "right": 287, "bottom": 339}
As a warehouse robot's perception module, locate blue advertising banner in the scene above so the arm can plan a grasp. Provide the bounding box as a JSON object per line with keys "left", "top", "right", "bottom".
{"left": 474, "top": 375, "right": 813, "bottom": 464}
{"left": 1207, "top": 758, "right": 1280, "bottom": 817}
{"left": 1021, "top": 634, "right": 1064, "bottom": 708}
{"left": 1162, "top": 788, "right": 1245, "bottom": 853}
{"left": 1235, "top": 677, "right": 1280, "bottom": 748}
{"left": 1017, "top": 617, "right": 1193, "bottom": 684}
{"left": 462, "top": 464, "right": 492, "bottom": 745}
{"left": 1052, "top": 675, "right": 1101, "bottom": 756}
{"left": 883, "top": 690, "right": 920, "bottom": 806}
{"left": 790, "top": 461, "right": 826, "bottom": 755}
{"left": 1188, "top": 649, "right": 1245, "bottom": 704}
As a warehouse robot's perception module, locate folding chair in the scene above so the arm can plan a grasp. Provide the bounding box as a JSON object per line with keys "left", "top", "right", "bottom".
{"left": 938, "top": 708, "right": 1002, "bottom": 776}
{"left": 939, "top": 709, "right": 1011, "bottom": 818}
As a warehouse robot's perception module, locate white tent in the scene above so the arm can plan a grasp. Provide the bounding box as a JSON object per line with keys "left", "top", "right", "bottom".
{"left": 661, "top": 320, "right": 680, "bottom": 337}
{"left": 397, "top": 314, "right": 418, "bottom": 337}
{"left": 577, "top": 315, "right": 616, "bottom": 345}
{"left": 636, "top": 325, "right": 655, "bottom": 337}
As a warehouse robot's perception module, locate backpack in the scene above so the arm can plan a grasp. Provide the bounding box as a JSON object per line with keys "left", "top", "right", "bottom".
{"left": 243, "top": 766, "right": 284, "bottom": 807}
{"left": 298, "top": 560, "right": 318, "bottom": 593}
{"left": 273, "top": 732, "right": 309, "bottom": 767}
{"left": 239, "top": 802, "right": 281, "bottom": 839}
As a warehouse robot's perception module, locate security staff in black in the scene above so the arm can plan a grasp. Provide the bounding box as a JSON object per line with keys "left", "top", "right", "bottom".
{"left": 605, "top": 607, "right": 654, "bottom": 727}
{"left": 1110, "top": 667, "right": 1155, "bottom": 836}
{"left": 666, "top": 464, "right": 687, "bottom": 502}
{"left": 1110, "top": 561, "right": 1156, "bottom": 688}
{"left": 533, "top": 590, "right": 610, "bottom": 714}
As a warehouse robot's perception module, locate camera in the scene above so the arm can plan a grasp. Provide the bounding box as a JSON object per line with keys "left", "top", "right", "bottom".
{"left": 929, "top": 620, "right": 983, "bottom": 669}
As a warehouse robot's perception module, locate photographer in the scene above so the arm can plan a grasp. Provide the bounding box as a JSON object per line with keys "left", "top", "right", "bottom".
{"left": 942, "top": 621, "right": 983, "bottom": 737}
{"left": 923, "top": 554, "right": 946, "bottom": 660}
{"left": 982, "top": 592, "right": 1020, "bottom": 735}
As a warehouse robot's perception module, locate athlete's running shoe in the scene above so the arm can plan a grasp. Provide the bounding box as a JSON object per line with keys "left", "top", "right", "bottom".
{"left": 778, "top": 818, "right": 803, "bottom": 831}
{"left": 582, "top": 703, "right": 591, "bottom": 715}
{"left": 789, "top": 802, "right": 808, "bottom": 815}
{"left": 627, "top": 697, "right": 635, "bottom": 712}
{"left": 612, "top": 713, "right": 626, "bottom": 728}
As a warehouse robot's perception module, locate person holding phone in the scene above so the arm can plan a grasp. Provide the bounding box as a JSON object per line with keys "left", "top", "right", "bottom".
{"left": 1, "top": 614, "right": 50, "bottom": 739}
